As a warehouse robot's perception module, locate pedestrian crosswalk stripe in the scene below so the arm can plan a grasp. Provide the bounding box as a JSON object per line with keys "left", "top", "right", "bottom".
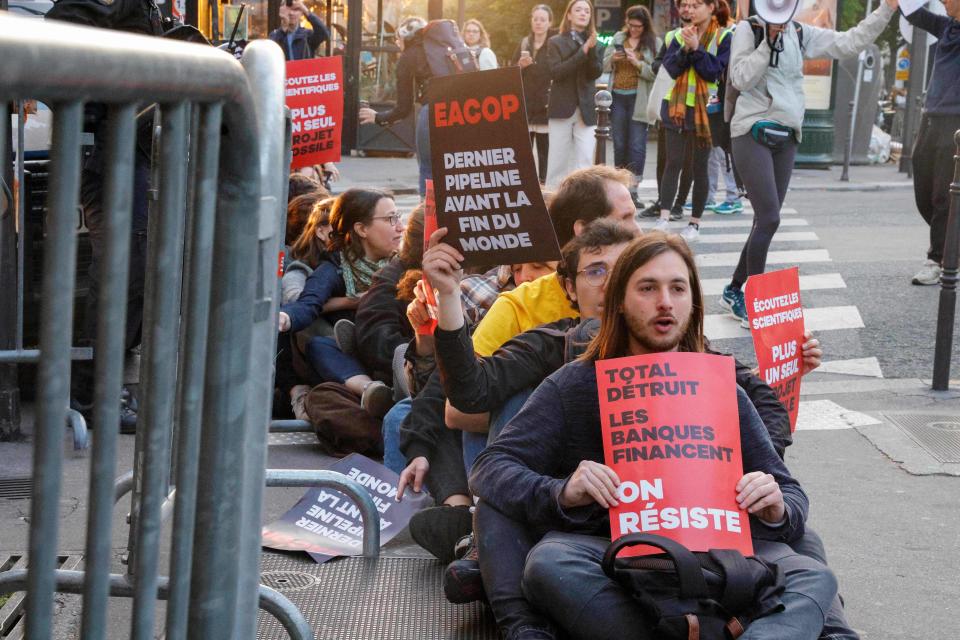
{"left": 705, "top": 305, "right": 864, "bottom": 340}
{"left": 696, "top": 249, "right": 831, "bottom": 268}
{"left": 794, "top": 399, "right": 881, "bottom": 431}
{"left": 646, "top": 218, "right": 810, "bottom": 230}
{"left": 700, "top": 272, "right": 846, "bottom": 296}
{"left": 816, "top": 356, "right": 884, "bottom": 378}
{"left": 695, "top": 231, "right": 818, "bottom": 245}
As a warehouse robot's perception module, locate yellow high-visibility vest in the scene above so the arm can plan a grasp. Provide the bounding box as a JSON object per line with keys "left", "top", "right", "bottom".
{"left": 664, "top": 27, "right": 731, "bottom": 107}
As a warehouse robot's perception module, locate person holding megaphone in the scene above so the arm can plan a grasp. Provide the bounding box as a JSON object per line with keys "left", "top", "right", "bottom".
{"left": 717, "top": 0, "right": 898, "bottom": 327}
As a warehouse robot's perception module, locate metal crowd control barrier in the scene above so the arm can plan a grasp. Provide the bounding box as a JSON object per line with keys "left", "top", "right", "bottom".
{"left": 0, "top": 14, "right": 355, "bottom": 639}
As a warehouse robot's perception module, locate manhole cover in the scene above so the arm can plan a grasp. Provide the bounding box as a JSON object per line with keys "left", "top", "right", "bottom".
{"left": 884, "top": 414, "right": 960, "bottom": 463}
{"left": 260, "top": 570, "right": 318, "bottom": 592}
{"left": 0, "top": 478, "right": 32, "bottom": 500}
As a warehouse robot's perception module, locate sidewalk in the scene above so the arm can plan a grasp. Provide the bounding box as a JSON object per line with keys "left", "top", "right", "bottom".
{"left": 331, "top": 143, "right": 914, "bottom": 195}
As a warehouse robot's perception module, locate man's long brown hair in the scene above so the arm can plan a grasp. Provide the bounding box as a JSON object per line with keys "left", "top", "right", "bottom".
{"left": 580, "top": 232, "right": 705, "bottom": 361}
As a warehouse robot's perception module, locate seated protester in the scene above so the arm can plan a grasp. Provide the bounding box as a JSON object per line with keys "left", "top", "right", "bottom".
{"left": 283, "top": 195, "right": 335, "bottom": 304}
{"left": 288, "top": 171, "right": 325, "bottom": 205}
{"left": 277, "top": 188, "right": 404, "bottom": 417}
{"left": 470, "top": 165, "right": 640, "bottom": 359}
{"left": 393, "top": 166, "right": 641, "bottom": 560}
{"left": 285, "top": 178, "right": 329, "bottom": 249}
{"left": 469, "top": 233, "right": 840, "bottom": 640}
{"left": 381, "top": 259, "right": 556, "bottom": 474}
{"left": 353, "top": 205, "right": 426, "bottom": 386}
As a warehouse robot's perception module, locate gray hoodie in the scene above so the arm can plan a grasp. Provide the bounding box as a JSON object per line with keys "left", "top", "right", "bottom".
{"left": 728, "top": 2, "right": 895, "bottom": 141}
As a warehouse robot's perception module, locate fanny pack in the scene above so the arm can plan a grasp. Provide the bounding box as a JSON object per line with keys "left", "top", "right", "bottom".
{"left": 750, "top": 121, "right": 795, "bottom": 150}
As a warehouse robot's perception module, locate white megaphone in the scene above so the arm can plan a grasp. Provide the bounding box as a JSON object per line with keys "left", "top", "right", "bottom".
{"left": 754, "top": 0, "right": 801, "bottom": 24}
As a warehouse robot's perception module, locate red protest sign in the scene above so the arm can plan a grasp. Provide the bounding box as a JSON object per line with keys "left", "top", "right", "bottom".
{"left": 596, "top": 352, "right": 752, "bottom": 556}
{"left": 286, "top": 57, "right": 343, "bottom": 169}
{"left": 744, "top": 268, "right": 804, "bottom": 431}
{"left": 418, "top": 181, "right": 439, "bottom": 336}
{"left": 428, "top": 67, "right": 560, "bottom": 268}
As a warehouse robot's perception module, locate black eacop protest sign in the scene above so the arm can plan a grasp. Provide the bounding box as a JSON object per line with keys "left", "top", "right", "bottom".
{"left": 428, "top": 67, "right": 561, "bottom": 268}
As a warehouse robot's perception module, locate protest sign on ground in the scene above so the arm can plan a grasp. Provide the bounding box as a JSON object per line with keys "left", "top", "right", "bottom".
{"left": 596, "top": 352, "right": 752, "bottom": 556}
{"left": 745, "top": 267, "right": 804, "bottom": 431}
{"left": 261, "top": 454, "right": 430, "bottom": 563}
{"left": 428, "top": 67, "right": 560, "bottom": 268}
{"left": 286, "top": 56, "right": 343, "bottom": 169}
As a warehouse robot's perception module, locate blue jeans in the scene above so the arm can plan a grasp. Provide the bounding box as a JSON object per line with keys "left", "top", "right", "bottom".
{"left": 610, "top": 91, "right": 648, "bottom": 180}
{"left": 522, "top": 534, "right": 837, "bottom": 640}
{"left": 707, "top": 145, "right": 739, "bottom": 204}
{"left": 416, "top": 105, "right": 432, "bottom": 197}
{"left": 462, "top": 389, "right": 533, "bottom": 475}
{"left": 304, "top": 336, "right": 365, "bottom": 383}
{"left": 381, "top": 397, "right": 412, "bottom": 474}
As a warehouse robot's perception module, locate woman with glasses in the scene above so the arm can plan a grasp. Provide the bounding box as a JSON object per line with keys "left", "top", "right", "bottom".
{"left": 512, "top": 4, "right": 557, "bottom": 183}
{"left": 545, "top": 0, "right": 603, "bottom": 187}
{"left": 652, "top": 0, "right": 732, "bottom": 243}
{"left": 277, "top": 188, "right": 404, "bottom": 417}
{"left": 602, "top": 5, "right": 660, "bottom": 194}
{"left": 462, "top": 18, "right": 498, "bottom": 70}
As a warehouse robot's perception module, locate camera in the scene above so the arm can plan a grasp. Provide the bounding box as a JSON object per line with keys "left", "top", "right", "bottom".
{"left": 614, "top": 43, "right": 625, "bottom": 53}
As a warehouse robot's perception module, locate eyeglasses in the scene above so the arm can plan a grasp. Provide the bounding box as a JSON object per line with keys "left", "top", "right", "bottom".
{"left": 576, "top": 263, "right": 609, "bottom": 288}
{"left": 371, "top": 214, "right": 402, "bottom": 226}
{"left": 627, "top": 22, "right": 645, "bottom": 28}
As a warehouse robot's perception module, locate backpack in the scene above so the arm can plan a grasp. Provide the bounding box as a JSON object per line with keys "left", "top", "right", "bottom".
{"left": 602, "top": 533, "right": 786, "bottom": 639}
{"left": 419, "top": 19, "right": 480, "bottom": 77}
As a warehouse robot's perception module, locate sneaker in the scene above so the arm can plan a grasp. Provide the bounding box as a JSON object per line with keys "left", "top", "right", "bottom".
{"left": 669, "top": 205, "right": 684, "bottom": 221}
{"left": 290, "top": 384, "right": 311, "bottom": 422}
{"left": 651, "top": 218, "right": 671, "bottom": 232}
{"left": 639, "top": 201, "right": 661, "bottom": 218}
{"left": 360, "top": 381, "right": 394, "bottom": 418}
{"left": 713, "top": 200, "right": 744, "bottom": 215}
{"left": 704, "top": 201, "right": 718, "bottom": 211}
{"left": 443, "top": 534, "right": 486, "bottom": 604}
{"left": 679, "top": 224, "right": 700, "bottom": 243}
{"left": 912, "top": 259, "right": 942, "bottom": 286}
{"left": 720, "top": 285, "right": 749, "bottom": 328}
{"left": 409, "top": 505, "right": 473, "bottom": 564}
{"left": 682, "top": 200, "right": 693, "bottom": 210}
{"left": 333, "top": 318, "right": 357, "bottom": 356}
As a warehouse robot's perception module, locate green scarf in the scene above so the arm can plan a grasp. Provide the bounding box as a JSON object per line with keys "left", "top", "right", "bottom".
{"left": 342, "top": 255, "right": 391, "bottom": 298}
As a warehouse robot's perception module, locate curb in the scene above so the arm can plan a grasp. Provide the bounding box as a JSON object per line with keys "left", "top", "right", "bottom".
{"left": 787, "top": 182, "right": 914, "bottom": 192}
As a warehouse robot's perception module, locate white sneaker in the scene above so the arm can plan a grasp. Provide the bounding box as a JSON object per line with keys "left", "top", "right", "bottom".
{"left": 679, "top": 224, "right": 700, "bottom": 243}
{"left": 911, "top": 259, "right": 941, "bottom": 286}
{"left": 652, "top": 218, "right": 671, "bottom": 232}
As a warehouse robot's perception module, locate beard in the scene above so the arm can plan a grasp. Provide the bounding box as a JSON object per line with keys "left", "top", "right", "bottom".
{"left": 624, "top": 311, "right": 690, "bottom": 354}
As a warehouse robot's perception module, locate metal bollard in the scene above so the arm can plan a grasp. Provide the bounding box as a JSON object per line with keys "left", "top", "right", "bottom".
{"left": 932, "top": 130, "right": 960, "bottom": 391}
{"left": 840, "top": 100, "right": 855, "bottom": 182}
{"left": 594, "top": 89, "right": 612, "bottom": 165}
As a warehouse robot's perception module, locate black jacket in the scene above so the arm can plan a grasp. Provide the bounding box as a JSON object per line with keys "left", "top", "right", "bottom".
{"left": 268, "top": 13, "right": 329, "bottom": 61}
{"left": 354, "top": 257, "right": 414, "bottom": 385}
{"left": 375, "top": 36, "right": 433, "bottom": 125}
{"left": 546, "top": 31, "right": 603, "bottom": 125}
{"left": 435, "top": 318, "right": 793, "bottom": 457}
{"left": 510, "top": 30, "right": 557, "bottom": 126}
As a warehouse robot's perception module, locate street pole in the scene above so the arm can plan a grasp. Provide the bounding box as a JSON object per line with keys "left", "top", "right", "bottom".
{"left": 899, "top": 25, "right": 926, "bottom": 176}
{"left": 932, "top": 131, "right": 960, "bottom": 391}
{"left": 594, "top": 89, "right": 612, "bottom": 166}
{"left": 0, "top": 100, "right": 20, "bottom": 440}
